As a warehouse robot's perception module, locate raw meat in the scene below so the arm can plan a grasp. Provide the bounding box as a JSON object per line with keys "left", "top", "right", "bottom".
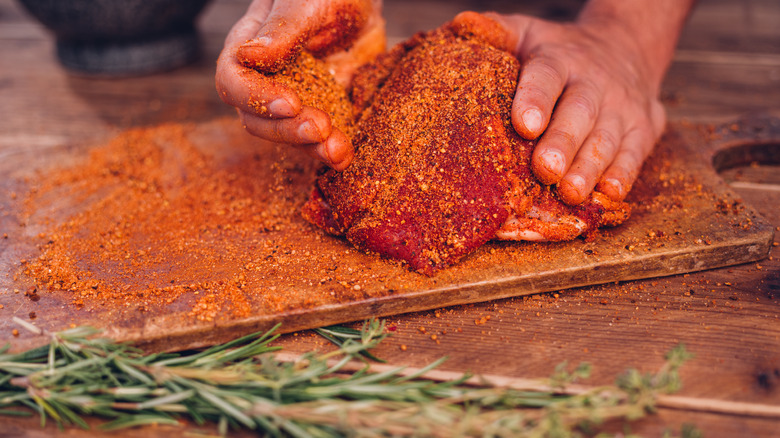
{"left": 299, "top": 12, "right": 630, "bottom": 274}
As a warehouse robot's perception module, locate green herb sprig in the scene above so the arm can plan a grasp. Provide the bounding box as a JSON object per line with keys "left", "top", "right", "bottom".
{"left": 1, "top": 317, "right": 691, "bottom": 436}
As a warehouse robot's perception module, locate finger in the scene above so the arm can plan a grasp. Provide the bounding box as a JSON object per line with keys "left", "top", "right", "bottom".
{"left": 596, "top": 125, "right": 656, "bottom": 201}
{"left": 215, "top": 57, "right": 301, "bottom": 118}
{"left": 321, "top": 14, "right": 387, "bottom": 88}
{"left": 297, "top": 128, "right": 354, "bottom": 170}
{"left": 649, "top": 99, "right": 667, "bottom": 139}
{"left": 223, "top": 0, "right": 274, "bottom": 49}
{"left": 531, "top": 81, "right": 602, "bottom": 185}
{"left": 237, "top": 0, "right": 324, "bottom": 73}
{"left": 217, "top": 1, "right": 302, "bottom": 118}
{"left": 451, "top": 11, "right": 512, "bottom": 52}
{"left": 239, "top": 106, "right": 332, "bottom": 144}
{"left": 557, "top": 114, "right": 623, "bottom": 205}
{"left": 511, "top": 54, "right": 568, "bottom": 139}
{"left": 481, "top": 12, "right": 533, "bottom": 60}
{"left": 305, "top": 0, "right": 373, "bottom": 57}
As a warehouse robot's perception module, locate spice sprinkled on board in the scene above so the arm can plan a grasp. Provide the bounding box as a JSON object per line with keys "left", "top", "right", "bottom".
{"left": 20, "top": 121, "right": 407, "bottom": 322}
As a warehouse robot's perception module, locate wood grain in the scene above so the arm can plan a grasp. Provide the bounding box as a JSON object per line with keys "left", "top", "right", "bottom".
{"left": 0, "top": 117, "right": 774, "bottom": 355}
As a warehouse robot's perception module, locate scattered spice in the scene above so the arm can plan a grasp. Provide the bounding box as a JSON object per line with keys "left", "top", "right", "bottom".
{"left": 20, "top": 121, "right": 397, "bottom": 322}
{"left": 474, "top": 315, "right": 491, "bottom": 325}
{"left": 24, "top": 287, "right": 39, "bottom": 302}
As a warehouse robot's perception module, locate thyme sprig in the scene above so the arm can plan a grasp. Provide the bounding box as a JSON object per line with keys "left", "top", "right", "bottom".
{"left": 1, "top": 317, "right": 691, "bottom": 436}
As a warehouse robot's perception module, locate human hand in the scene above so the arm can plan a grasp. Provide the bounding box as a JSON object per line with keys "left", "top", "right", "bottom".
{"left": 488, "top": 8, "right": 679, "bottom": 205}
{"left": 215, "top": 0, "right": 385, "bottom": 170}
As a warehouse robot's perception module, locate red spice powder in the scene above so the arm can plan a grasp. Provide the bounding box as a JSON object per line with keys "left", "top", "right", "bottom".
{"left": 21, "top": 120, "right": 397, "bottom": 322}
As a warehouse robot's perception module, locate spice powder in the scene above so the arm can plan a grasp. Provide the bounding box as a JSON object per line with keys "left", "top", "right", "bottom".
{"left": 21, "top": 120, "right": 412, "bottom": 323}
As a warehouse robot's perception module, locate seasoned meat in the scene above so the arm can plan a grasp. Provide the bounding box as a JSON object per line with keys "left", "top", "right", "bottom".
{"left": 262, "top": 12, "right": 630, "bottom": 274}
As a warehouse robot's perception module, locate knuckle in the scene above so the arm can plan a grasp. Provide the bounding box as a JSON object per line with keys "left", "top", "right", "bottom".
{"left": 650, "top": 101, "right": 667, "bottom": 135}
{"left": 569, "top": 161, "right": 598, "bottom": 183}
{"left": 523, "top": 56, "right": 566, "bottom": 87}
{"left": 607, "top": 159, "right": 635, "bottom": 187}
{"left": 248, "top": 124, "right": 272, "bottom": 142}
{"left": 271, "top": 120, "right": 288, "bottom": 143}
{"left": 631, "top": 126, "right": 657, "bottom": 158}
{"left": 516, "top": 84, "right": 555, "bottom": 113}
{"left": 566, "top": 91, "right": 599, "bottom": 121}
{"left": 545, "top": 127, "right": 579, "bottom": 153}
{"left": 589, "top": 128, "right": 621, "bottom": 158}
{"left": 620, "top": 142, "right": 646, "bottom": 173}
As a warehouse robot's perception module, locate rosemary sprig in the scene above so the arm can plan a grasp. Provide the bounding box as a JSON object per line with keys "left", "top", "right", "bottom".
{"left": 1, "top": 317, "right": 692, "bottom": 436}
{"left": 314, "top": 322, "right": 388, "bottom": 363}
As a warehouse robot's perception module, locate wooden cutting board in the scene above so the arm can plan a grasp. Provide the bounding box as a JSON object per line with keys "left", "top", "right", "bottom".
{"left": 0, "top": 116, "right": 776, "bottom": 352}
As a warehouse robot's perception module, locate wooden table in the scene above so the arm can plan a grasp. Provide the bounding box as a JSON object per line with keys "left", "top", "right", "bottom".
{"left": 1, "top": 0, "right": 778, "bottom": 436}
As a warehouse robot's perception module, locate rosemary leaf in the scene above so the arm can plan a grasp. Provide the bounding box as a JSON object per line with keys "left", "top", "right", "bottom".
{"left": 136, "top": 388, "right": 196, "bottom": 410}
{"left": 112, "top": 359, "right": 155, "bottom": 386}
{"left": 315, "top": 321, "right": 387, "bottom": 363}
{"left": 0, "top": 318, "right": 694, "bottom": 436}
{"left": 48, "top": 397, "right": 90, "bottom": 429}
{"left": 0, "top": 408, "right": 31, "bottom": 417}
{"left": 392, "top": 356, "right": 449, "bottom": 383}
{"left": 196, "top": 387, "right": 256, "bottom": 428}
{"left": 99, "top": 413, "right": 180, "bottom": 430}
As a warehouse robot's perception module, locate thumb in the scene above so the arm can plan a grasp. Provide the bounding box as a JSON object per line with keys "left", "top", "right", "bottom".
{"left": 236, "top": 0, "right": 323, "bottom": 73}
{"left": 481, "top": 12, "right": 534, "bottom": 57}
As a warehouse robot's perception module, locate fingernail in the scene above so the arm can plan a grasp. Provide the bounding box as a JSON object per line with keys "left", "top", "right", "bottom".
{"left": 539, "top": 149, "right": 565, "bottom": 177}
{"left": 522, "top": 108, "right": 543, "bottom": 134}
{"left": 326, "top": 140, "right": 350, "bottom": 166}
{"left": 267, "top": 99, "right": 294, "bottom": 117}
{"left": 569, "top": 174, "right": 586, "bottom": 194}
{"left": 603, "top": 178, "right": 624, "bottom": 197}
{"left": 297, "top": 120, "right": 322, "bottom": 143}
{"left": 254, "top": 36, "right": 272, "bottom": 47}
{"left": 566, "top": 174, "right": 586, "bottom": 202}
{"left": 560, "top": 174, "right": 586, "bottom": 205}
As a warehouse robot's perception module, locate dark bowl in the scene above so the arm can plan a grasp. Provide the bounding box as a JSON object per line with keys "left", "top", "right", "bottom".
{"left": 17, "top": 0, "right": 212, "bottom": 76}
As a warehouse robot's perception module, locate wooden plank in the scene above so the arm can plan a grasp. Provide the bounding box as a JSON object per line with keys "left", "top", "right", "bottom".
{"left": 676, "top": 0, "right": 780, "bottom": 54}
{"left": 1, "top": 404, "right": 776, "bottom": 438}
{"left": 0, "top": 117, "right": 774, "bottom": 354}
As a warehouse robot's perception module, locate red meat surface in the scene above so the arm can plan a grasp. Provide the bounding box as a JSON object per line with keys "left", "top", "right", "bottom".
{"left": 301, "top": 12, "right": 630, "bottom": 274}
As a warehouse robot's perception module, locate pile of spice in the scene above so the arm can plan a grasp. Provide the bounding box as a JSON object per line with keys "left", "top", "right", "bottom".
{"left": 19, "top": 41, "right": 389, "bottom": 324}
{"left": 20, "top": 120, "right": 395, "bottom": 323}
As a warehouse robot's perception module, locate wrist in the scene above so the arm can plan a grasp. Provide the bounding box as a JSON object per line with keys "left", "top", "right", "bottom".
{"left": 576, "top": 0, "right": 694, "bottom": 95}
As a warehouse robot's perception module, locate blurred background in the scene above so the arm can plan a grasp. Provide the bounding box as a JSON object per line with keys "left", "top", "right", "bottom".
{"left": 1, "top": 0, "right": 777, "bottom": 146}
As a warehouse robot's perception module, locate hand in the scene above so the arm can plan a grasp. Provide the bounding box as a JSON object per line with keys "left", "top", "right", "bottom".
{"left": 489, "top": 11, "right": 672, "bottom": 205}
{"left": 215, "top": 0, "right": 385, "bottom": 170}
